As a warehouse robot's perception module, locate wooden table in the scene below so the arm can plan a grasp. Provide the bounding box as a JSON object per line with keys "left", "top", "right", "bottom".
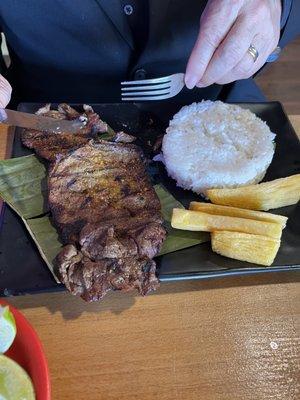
{"left": 1, "top": 118, "right": 300, "bottom": 400}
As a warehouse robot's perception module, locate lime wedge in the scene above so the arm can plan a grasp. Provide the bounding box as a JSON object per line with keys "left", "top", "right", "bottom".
{"left": 0, "top": 307, "right": 16, "bottom": 353}
{"left": 0, "top": 355, "right": 35, "bottom": 399}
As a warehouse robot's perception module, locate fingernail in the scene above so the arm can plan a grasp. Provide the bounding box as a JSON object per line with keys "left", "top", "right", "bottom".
{"left": 185, "top": 75, "right": 198, "bottom": 90}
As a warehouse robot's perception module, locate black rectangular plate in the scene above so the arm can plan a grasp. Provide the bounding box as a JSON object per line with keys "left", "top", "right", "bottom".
{"left": 0, "top": 102, "right": 300, "bottom": 296}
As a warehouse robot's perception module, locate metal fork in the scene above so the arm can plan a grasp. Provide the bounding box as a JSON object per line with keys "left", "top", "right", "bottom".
{"left": 121, "top": 73, "right": 185, "bottom": 101}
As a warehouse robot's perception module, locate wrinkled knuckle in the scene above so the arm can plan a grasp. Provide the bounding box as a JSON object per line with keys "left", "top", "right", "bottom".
{"left": 0, "top": 75, "right": 11, "bottom": 90}
{"left": 246, "top": 1, "right": 269, "bottom": 26}
{"left": 244, "top": 19, "right": 256, "bottom": 36}
{"left": 0, "top": 77, "right": 12, "bottom": 107}
{"left": 0, "top": 75, "right": 6, "bottom": 86}
{"left": 257, "top": 1, "right": 269, "bottom": 18}
{"left": 223, "top": 44, "right": 244, "bottom": 66}
{"left": 201, "top": 29, "right": 223, "bottom": 49}
{"left": 195, "top": 58, "right": 208, "bottom": 70}
{"left": 245, "top": 8, "right": 259, "bottom": 25}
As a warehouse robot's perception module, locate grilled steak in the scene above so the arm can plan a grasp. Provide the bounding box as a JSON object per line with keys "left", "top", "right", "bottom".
{"left": 48, "top": 140, "right": 161, "bottom": 241}
{"left": 21, "top": 104, "right": 166, "bottom": 301}
{"left": 49, "top": 140, "right": 165, "bottom": 301}
{"left": 21, "top": 103, "right": 108, "bottom": 161}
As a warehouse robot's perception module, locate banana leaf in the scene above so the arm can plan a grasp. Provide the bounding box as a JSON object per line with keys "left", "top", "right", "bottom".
{"left": 0, "top": 155, "right": 47, "bottom": 218}
{"left": 25, "top": 216, "right": 61, "bottom": 282}
{"left": 0, "top": 154, "right": 209, "bottom": 282}
{"left": 154, "top": 185, "right": 209, "bottom": 255}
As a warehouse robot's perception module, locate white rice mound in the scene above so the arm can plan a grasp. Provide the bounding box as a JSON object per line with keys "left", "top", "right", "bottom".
{"left": 161, "top": 101, "right": 276, "bottom": 195}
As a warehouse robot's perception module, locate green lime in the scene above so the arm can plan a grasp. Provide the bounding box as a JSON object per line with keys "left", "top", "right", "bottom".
{"left": 0, "top": 306, "right": 16, "bottom": 353}
{"left": 0, "top": 355, "right": 35, "bottom": 400}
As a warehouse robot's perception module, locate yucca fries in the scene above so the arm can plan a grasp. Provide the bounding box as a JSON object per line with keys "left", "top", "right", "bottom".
{"left": 211, "top": 231, "right": 280, "bottom": 266}
{"left": 189, "top": 202, "right": 287, "bottom": 228}
{"left": 207, "top": 174, "right": 300, "bottom": 211}
{"left": 171, "top": 208, "right": 283, "bottom": 239}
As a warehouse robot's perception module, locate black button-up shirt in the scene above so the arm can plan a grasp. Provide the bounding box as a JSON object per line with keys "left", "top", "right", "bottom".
{"left": 120, "top": 0, "right": 149, "bottom": 56}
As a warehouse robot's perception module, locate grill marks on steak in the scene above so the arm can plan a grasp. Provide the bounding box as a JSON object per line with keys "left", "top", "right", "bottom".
{"left": 21, "top": 104, "right": 165, "bottom": 301}
{"left": 21, "top": 103, "right": 108, "bottom": 162}
{"left": 48, "top": 140, "right": 161, "bottom": 242}
{"left": 49, "top": 140, "right": 166, "bottom": 301}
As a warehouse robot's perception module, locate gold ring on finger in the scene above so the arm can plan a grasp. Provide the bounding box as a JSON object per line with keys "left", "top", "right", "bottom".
{"left": 247, "top": 44, "right": 259, "bottom": 62}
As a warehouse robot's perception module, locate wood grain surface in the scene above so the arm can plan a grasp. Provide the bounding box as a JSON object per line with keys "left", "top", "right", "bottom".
{"left": 7, "top": 277, "right": 300, "bottom": 400}
{"left": 0, "top": 117, "right": 299, "bottom": 400}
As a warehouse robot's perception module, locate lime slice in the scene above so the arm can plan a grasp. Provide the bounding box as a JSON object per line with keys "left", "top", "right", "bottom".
{"left": 0, "top": 307, "right": 16, "bottom": 353}
{"left": 0, "top": 355, "right": 35, "bottom": 399}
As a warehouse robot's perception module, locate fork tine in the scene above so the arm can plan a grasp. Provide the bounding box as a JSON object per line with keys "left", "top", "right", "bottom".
{"left": 121, "top": 73, "right": 184, "bottom": 101}
{"left": 122, "top": 89, "right": 170, "bottom": 97}
{"left": 121, "top": 83, "right": 171, "bottom": 91}
{"left": 122, "top": 93, "right": 173, "bottom": 101}
{"left": 121, "top": 75, "right": 172, "bottom": 85}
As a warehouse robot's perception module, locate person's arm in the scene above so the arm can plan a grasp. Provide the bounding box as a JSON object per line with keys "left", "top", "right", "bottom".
{"left": 279, "top": 0, "right": 299, "bottom": 47}
{"left": 0, "top": 33, "right": 12, "bottom": 107}
{"left": 184, "top": 0, "right": 292, "bottom": 89}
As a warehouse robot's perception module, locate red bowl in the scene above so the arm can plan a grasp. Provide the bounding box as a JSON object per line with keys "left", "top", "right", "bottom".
{"left": 0, "top": 300, "right": 51, "bottom": 400}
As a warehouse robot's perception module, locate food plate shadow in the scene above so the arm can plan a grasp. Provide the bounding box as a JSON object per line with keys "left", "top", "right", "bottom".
{"left": 8, "top": 291, "right": 137, "bottom": 320}
{"left": 8, "top": 270, "right": 300, "bottom": 322}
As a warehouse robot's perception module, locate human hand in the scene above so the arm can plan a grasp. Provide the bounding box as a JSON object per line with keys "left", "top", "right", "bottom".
{"left": 0, "top": 74, "right": 12, "bottom": 107}
{"left": 185, "top": 0, "right": 281, "bottom": 89}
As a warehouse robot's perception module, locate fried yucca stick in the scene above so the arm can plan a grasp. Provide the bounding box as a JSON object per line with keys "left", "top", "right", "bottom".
{"left": 207, "top": 174, "right": 300, "bottom": 211}
{"left": 211, "top": 231, "right": 280, "bottom": 266}
{"left": 189, "top": 202, "right": 287, "bottom": 228}
{"left": 171, "top": 208, "right": 282, "bottom": 239}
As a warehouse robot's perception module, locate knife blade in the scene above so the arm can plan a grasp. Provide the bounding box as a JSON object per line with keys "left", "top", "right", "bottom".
{"left": 0, "top": 108, "right": 84, "bottom": 134}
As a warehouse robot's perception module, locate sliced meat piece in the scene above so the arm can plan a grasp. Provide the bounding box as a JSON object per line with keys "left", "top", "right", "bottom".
{"left": 113, "top": 131, "right": 136, "bottom": 143}
{"left": 21, "top": 104, "right": 107, "bottom": 161}
{"left": 80, "top": 225, "right": 138, "bottom": 260}
{"left": 56, "top": 244, "right": 85, "bottom": 296}
{"left": 57, "top": 103, "right": 80, "bottom": 119}
{"left": 79, "top": 219, "right": 165, "bottom": 261}
{"left": 56, "top": 244, "right": 160, "bottom": 302}
{"left": 21, "top": 131, "right": 96, "bottom": 162}
{"left": 129, "top": 222, "right": 166, "bottom": 259}
{"left": 83, "top": 104, "right": 108, "bottom": 133}
{"left": 35, "top": 103, "right": 79, "bottom": 120}
{"left": 57, "top": 244, "right": 113, "bottom": 300}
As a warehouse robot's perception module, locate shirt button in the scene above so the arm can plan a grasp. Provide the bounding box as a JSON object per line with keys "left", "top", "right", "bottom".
{"left": 123, "top": 4, "right": 134, "bottom": 15}
{"left": 134, "top": 69, "right": 147, "bottom": 80}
